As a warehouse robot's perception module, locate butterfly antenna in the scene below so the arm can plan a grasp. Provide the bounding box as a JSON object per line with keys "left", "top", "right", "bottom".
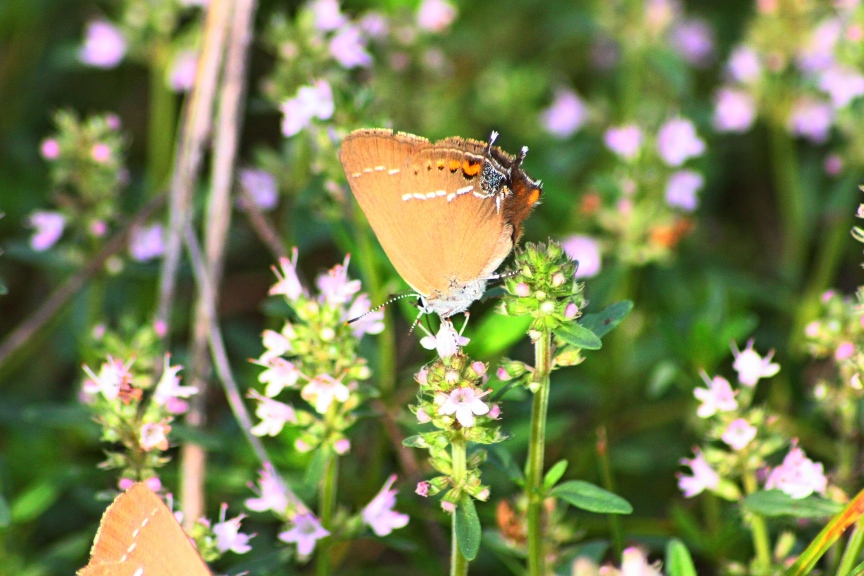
{"left": 408, "top": 306, "right": 425, "bottom": 335}
{"left": 515, "top": 145, "right": 528, "bottom": 167}
{"left": 486, "top": 269, "right": 519, "bottom": 283}
{"left": 346, "top": 291, "right": 418, "bottom": 324}
{"left": 485, "top": 130, "right": 499, "bottom": 155}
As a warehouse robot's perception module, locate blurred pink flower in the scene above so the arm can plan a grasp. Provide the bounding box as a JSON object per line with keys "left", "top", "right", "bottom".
{"left": 329, "top": 25, "right": 372, "bottom": 68}
{"left": 726, "top": 45, "right": 761, "bottom": 83}
{"left": 665, "top": 170, "right": 703, "bottom": 212}
{"left": 334, "top": 438, "right": 351, "bottom": 454}
{"left": 713, "top": 87, "right": 756, "bottom": 133}
{"left": 259, "top": 326, "right": 295, "bottom": 362}
{"left": 694, "top": 374, "right": 737, "bottom": 418}
{"left": 824, "top": 153, "right": 843, "bottom": 176}
{"left": 258, "top": 357, "right": 301, "bottom": 397}
{"left": 270, "top": 248, "right": 304, "bottom": 300}
{"left": 765, "top": 443, "right": 827, "bottom": 499}
{"left": 417, "top": 0, "right": 457, "bottom": 32}
{"left": 301, "top": 373, "right": 350, "bottom": 413}
{"left": 438, "top": 386, "right": 490, "bottom": 427}
{"left": 168, "top": 50, "right": 198, "bottom": 92}
{"left": 362, "top": 475, "right": 409, "bottom": 536}
{"left": 310, "top": 0, "right": 346, "bottom": 31}
{"left": 722, "top": 418, "right": 757, "bottom": 450}
{"left": 416, "top": 481, "right": 430, "bottom": 497}
{"left": 344, "top": 293, "right": 385, "bottom": 337}
{"left": 280, "top": 80, "right": 334, "bottom": 137}
{"left": 788, "top": 97, "right": 833, "bottom": 143}
{"left": 604, "top": 124, "right": 642, "bottom": 160}
{"left": 28, "top": 210, "right": 65, "bottom": 251}
{"left": 140, "top": 421, "right": 171, "bottom": 451}
{"left": 153, "top": 356, "right": 197, "bottom": 407}
{"left": 541, "top": 89, "right": 587, "bottom": 138}
{"left": 621, "top": 547, "right": 663, "bottom": 576}
{"left": 129, "top": 223, "right": 165, "bottom": 261}
{"left": 818, "top": 64, "right": 864, "bottom": 108}
{"left": 797, "top": 18, "right": 841, "bottom": 73}
{"left": 246, "top": 464, "right": 289, "bottom": 514}
{"left": 40, "top": 138, "right": 60, "bottom": 159}
{"left": 732, "top": 340, "right": 780, "bottom": 387}
{"left": 238, "top": 168, "right": 278, "bottom": 211}
{"left": 835, "top": 341, "right": 855, "bottom": 361}
{"left": 279, "top": 514, "right": 329, "bottom": 556}
{"left": 82, "top": 356, "right": 133, "bottom": 401}
{"left": 561, "top": 234, "right": 601, "bottom": 278}
{"left": 657, "top": 118, "right": 705, "bottom": 166}
{"left": 213, "top": 505, "right": 253, "bottom": 554}
{"left": 249, "top": 390, "right": 297, "bottom": 437}
{"left": 360, "top": 12, "right": 389, "bottom": 39}
{"left": 91, "top": 143, "right": 112, "bottom": 163}
{"left": 105, "top": 114, "right": 121, "bottom": 130}
{"left": 678, "top": 448, "right": 719, "bottom": 497}
{"left": 669, "top": 18, "right": 714, "bottom": 67}
{"left": 80, "top": 20, "right": 127, "bottom": 68}
{"left": 644, "top": 0, "right": 680, "bottom": 34}
{"left": 316, "top": 254, "right": 361, "bottom": 306}
{"left": 419, "top": 319, "right": 469, "bottom": 358}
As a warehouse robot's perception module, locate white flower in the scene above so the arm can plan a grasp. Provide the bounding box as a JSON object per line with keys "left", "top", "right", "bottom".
{"left": 419, "top": 319, "right": 469, "bottom": 358}
{"left": 438, "top": 386, "right": 490, "bottom": 427}
{"left": 249, "top": 390, "right": 297, "bottom": 437}
{"left": 731, "top": 340, "right": 780, "bottom": 387}
{"left": 361, "top": 475, "right": 409, "bottom": 536}
{"left": 693, "top": 373, "right": 737, "bottom": 418}
{"left": 301, "top": 373, "right": 350, "bottom": 413}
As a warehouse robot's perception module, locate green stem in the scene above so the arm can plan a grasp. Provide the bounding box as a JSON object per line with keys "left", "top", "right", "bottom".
{"left": 596, "top": 427, "right": 623, "bottom": 560}
{"left": 147, "top": 44, "right": 177, "bottom": 195}
{"left": 526, "top": 331, "right": 553, "bottom": 576}
{"left": 768, "top": 124, "right": 806, "bottom": 285}
{"left": 837, "top": 520, "right": 864, "bottom": 576}
{"left": 743, "top": 471, "right": 772, "bottom": 571}
{"left": 316, "top": 452, "right": 338, "bottom": 576}
{"left": 451, "top": 436, "right": 468, "bottom": 576}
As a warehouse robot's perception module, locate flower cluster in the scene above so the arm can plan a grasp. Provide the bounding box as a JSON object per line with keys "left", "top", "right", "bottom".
{"left": 33, "top": 111, "right": 127, "bottom": 253}
{"left": 714, "top": 2, "right": 864, "bottom": 169}
{"left": 501, "top": 241, "right": 585, "bottom": 343}
{"left": 679, "top": 340, "right": 828, "bottom": 502}
{"left": 81, "top": 344, "right": 196, "bottom": 487}
{"left": 406, "top": 354, "right": 501, "bottom": 509}
{"left": 185, "top": 502, "right": 255, "bottom": 562}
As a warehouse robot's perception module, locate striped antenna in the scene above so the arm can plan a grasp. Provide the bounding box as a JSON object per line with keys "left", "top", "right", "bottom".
{"left": 346, "top": 291, "right": 419, "bottom": 325}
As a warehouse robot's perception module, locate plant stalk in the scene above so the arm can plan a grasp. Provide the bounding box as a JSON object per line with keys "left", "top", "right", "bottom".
{"left": 316, "top": 452, "right": 338, "bottom": 576}
{"left": 526, "top": 330, "right": 553, "bottom": 576}
{"left": 451, "top": 436, "right": 468, "bottom": 576}
{"left": 743, "top": 471, "right": 772, "bottom": 571}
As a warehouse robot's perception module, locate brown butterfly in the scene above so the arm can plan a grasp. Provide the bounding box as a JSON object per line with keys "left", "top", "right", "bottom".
{"left": 339, "top": 129, "right": 542, "bottom": 319}
{"left": 78, "top": 483, "right": 211, "bottom": 576}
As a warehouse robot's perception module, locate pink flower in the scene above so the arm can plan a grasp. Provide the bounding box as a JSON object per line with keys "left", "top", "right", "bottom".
{"left": 258, "top": 357, "right": 301, "bottom": 397}
{"left": 669, "top": 18, "right": 714, "bottom": 68}
{"left": 726, "top": 45, "right": 761, "bottom": 83}
{"left": 334, "top": 438, "right": 351, "bottom": 454}
{"left": 664, "top": 170, "right": 703, "bottom": 212}
{"left": 118, "top": 477, "right": 135, "bottom": 490}
{"left": 713, "top": 88, "right": 756, "bottom": 133}
{"left": 79, "top": 20, "right": 127, "bottom": 68}
{"left": 416, "top": 0, "right": 457, "bottom": 32}
{"left": 270, "top": 250, "right": 304, "bottom": 301}
{"left": 765, "top": 443, "right": 827, "bottom": 499}
{"left": 438, "top": 386, "right": 490, "bottom": 427}
{"left": 644, "top": 0, "right": 679, "bottom": 34}
{"left": 280, "top": 80, "right": 334, "bottom": 137}
{"left": 818, "top": 64, "right": 864, "bottom": 108}
{"left": 362, "top": 475, "right": 410, "bottom": 536}
{"left": 249, "top": 390, "right": 297, "bottom": 436}
{"left": 360, "top": 13, "right": 389, "bottom": 39}
{"left": 144, "top": 477, "right": 162, "bottom": 492}
{"left": 441, "top": 501, "right": 456, "bottom": 513}
{"left": 105, "top": 114, "right": 121, "bottom": 130}
{"left": 514, "top": 282, "right": 530, "bottom": 297}
{"left": 329, "top": 25, "right": 372, "bottom": 69}
{"left": 678, "top": 449, "right": 720, "bottom": 497}
{"left": 259, "top": 327, "right": 294, "bottom": 362}
{"left": 562, "top": 235, "right": 601, "bottom": 279}
{"left": 722, "top": 418, "right": 757, "bottom": 450}
{"left": 824, "top": 154, "right": 843, "bottom": 176}
{"left": 213, "top": 504, "right": 254, "bottom": 554}
{"left": 28, "top": 210, "right": 65, "bottom": 251}
{"left": 541, "top": 89, "right": 587, "bottom": 139}
{"left": 238, "top": 168, "right": 278, "bottom": 211}
{"left": 564, "top": 302, "right": 579, "bottom": 319}
{"left": 788, "top": 97, "right": 833, "bottom": 143}
{"left": 40, "top": 138, "right": 60, "bottom": 159}
{"left": 316, "top": 254, "right": 361, "bottom": 306}
{"left": 604, "top": 125, "right": 642, "bottom": 160}
{"left": 301, "top": 373, "right": 350, "bottom": 413}
{"left": 621, "top": 547, "right": 663, "bottom": 576}
{"left": 693, "top": 374, "right": 737, "bottom": 418}
{"left": 416, "top": 481, "right": 430, "bottom": 497}
{"left": 246, "top": 464, "right": 289, "bottom": 514}
{"left": 279, "top": 513, "right": 330, "bottom": 556}
{"left": 310, "top": 0, "right": 346, "bottom": 31}
{"left": 129, "top": 223, "right": 166, "bottom": 262}
{"left": 836, "top": 341, "right": 855, "bottom": 361}
{"left": 419, "top": 319, "right": 469, "bottom": 358}
{"left": 416, "top": 367, "right": 429, "bottom": 385}
{"left": 168, "top": 50, "right": 198, "bottom": 92}
{"left": 153, "top": 356, "right": 197, "bottom": 406}
{"left": 140, "top": 421, "right": 171, "bottom": 451}
{"left": 82, "top": 356, "right": 134, "bottom": 401}
{"left": 796, "top": 18, "right": 841, "bottom": 73}
{"left": 89, "top": 220, "right": 108, "bottom": 237}
{"left": 344, "top": 294, "right": 385, "bottom": 338}
{"left": 656, "top": 118, "right": 705, "bottom": 166}
{"left": 732, "top": 340, "right": 780, "bottom": 387}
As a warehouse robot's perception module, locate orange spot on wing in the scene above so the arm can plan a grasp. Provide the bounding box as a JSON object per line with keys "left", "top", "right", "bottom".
{"left": 528, "top": 189, "right": 540, "bottom": 204}
{"left": 462, "top": 160, "right": 482, "bottom": 176}
{"left": 448, "top": 159, "right": 461, "bottom": 172}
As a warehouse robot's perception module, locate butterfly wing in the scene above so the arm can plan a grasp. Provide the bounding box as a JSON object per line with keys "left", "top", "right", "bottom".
{"left": 78, "top": 484, "right": 212, "bottom": 576}
{"left": 340, "top": 129, "right": 513, "bottom": 299}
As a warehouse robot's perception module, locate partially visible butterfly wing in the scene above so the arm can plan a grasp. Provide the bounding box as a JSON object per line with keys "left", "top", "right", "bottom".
{"left": 78, "top": 484, "right": 212, "bottom": 576}
{"left": 340, "top": 129, "right": 513, "bottom": 297}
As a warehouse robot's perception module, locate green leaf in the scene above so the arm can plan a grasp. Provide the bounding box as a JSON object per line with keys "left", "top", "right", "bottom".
{"left": 464, "top": 314, "right": 532, "bottom": 359}
{"left": 847, "top": 560, "right": 864, "bottom": 576}
{"left": 665, "top": 539, "right": 697, "bottom": 576}
{"left": 743, "top": 490, "right": 842, "bottom": 518}
{"left": 549, "top": 481, "right": 632, "bottom": 514}
{"left": 455, "top": 496, "right": 481, "bottom": 560}
{"left": 0, "top": 494, "right": 10, "bottom": 527}
{"left": 488, "top": 445, "right": 524, "bottom": 483}
{"left": 554, "top": 323, "right": 602, "bottom": 350}
{"left": 543, "top": 460, "right": 569, "bottom": 491}
{"left": 580, "top": 301, "right": 633, "bottom": 339}
{"left": 11, "top": 481, "right": 59, "bottom": 523}
{"left": 302, "top": 447, "right": 331, "bottom": 491}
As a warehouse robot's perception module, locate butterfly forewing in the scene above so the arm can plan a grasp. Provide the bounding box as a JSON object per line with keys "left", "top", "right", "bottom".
{"left": 340, "top": 130, "right": 513, "bottom": 299}
{"left": 79, "top": 484, "right": 211, "bottom": 576}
